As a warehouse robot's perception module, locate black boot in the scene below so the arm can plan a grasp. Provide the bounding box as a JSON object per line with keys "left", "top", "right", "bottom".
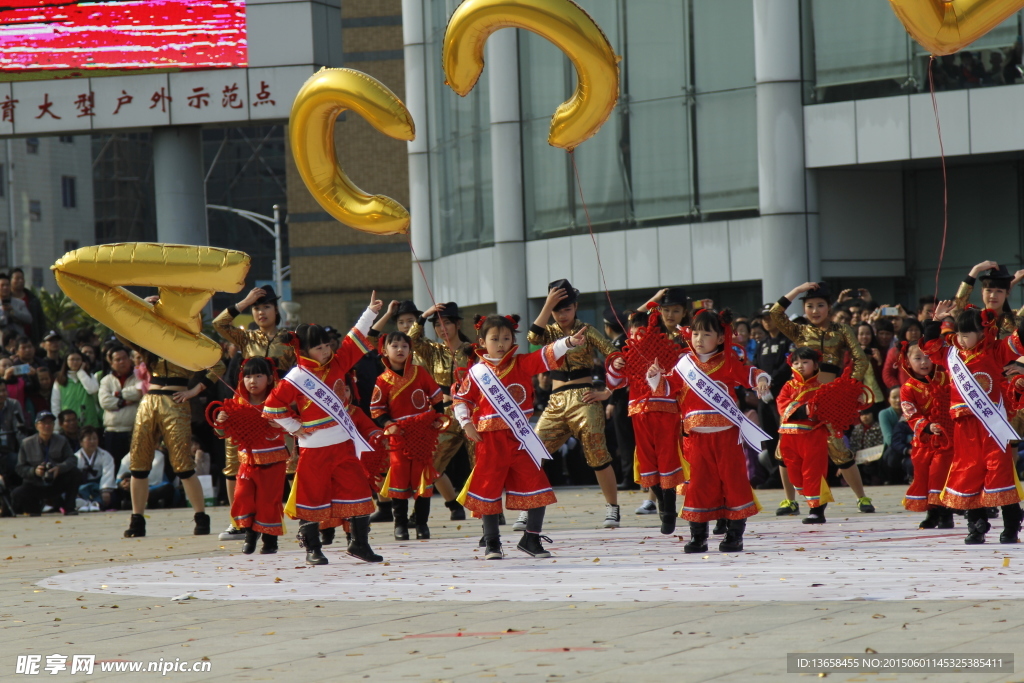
{"left": 369, "top": 501, "right": 394, "bottom": 523}
{"left": 482, "top": 514, "right": 502, "bottom": 558}
{"left": 259, "top": 533, "right": 278, "bottom": 554}
{"left": 242, "top": 528, "right": 258, "bottom": 554}
{"left": 712, "top": 518, "right": 727, "bottom": 535}
{"left": 301, "top": 521, "right": 328, "bottom": 565}
{"left": 414, "top": 496, "right": 431, "bottom": 539}
{"left": 936, "top": 507, "right": 955, "bottom": 529}
{"left": 320, "top": 527, "right": 336, "bottom": 545}
{"left": 193, "top": 511, "right": 211, "bottom": 535}
{"left": 656, "top": 487, "right": 677, "bottom": 535}
{"left": 445, "top": 499, "right": 466, "bottom": 520}
{"left": 1000, "top": 504, "right": 1022, "bottom": 544}
{"left": 719, "top": 519, "right": 746, "bottom": 552}
{"left": 393, "top": 499, "right": 410, "bottom": 540}
{"left": 919, "top": 506, "right": 940, "bottom": 529}
{"left": 347, "top": 516, "right": 383, "bottom": 563}
{"left": 803, "top": 504, "right": 827, "bottom": 525}
{"left": 516, "top": 532, "right": 552, "bottom": 558}
{"left": 124, "top": 513, "right": 146, "bottom": 538}
{"left": 683, "top": 522, "right": 708, "bottom": 554}
{"left": 965, "top": 508, "right": 991, "bottom": 545}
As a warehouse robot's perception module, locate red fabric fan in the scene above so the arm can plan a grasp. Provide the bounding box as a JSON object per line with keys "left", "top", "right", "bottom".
{"left": 807, "top": 366, "right": 872, "bottom": 433}
{"left": 383, "top": 412, "right": 446, "bottom": 467}
{"left": 622, "top": 314, "right": 683, "bottom": 386}
{"left": 205, "top": 400, "right": 284, "bottom": 453}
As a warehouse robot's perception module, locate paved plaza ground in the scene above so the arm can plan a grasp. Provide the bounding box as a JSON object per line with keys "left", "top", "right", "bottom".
{"left": 3, "top": 485, "right": 1023, "bottom": 682}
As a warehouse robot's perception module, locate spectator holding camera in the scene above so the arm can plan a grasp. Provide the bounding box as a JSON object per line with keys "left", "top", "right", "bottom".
{"left": 12, "top": 411, "right": 80, "bottom": 515}
{"left": 51, "top": 350, "right": 101, "bottom": 428}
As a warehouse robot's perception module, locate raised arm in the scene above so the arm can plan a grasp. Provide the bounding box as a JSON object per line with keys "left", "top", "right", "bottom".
{"left": 528, "top": 288, "right": 567, "bottom": 345}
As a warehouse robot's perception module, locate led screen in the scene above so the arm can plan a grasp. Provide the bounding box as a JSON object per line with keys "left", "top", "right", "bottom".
{"left": 0, "top": 0, "right": 247, "bottom": 73}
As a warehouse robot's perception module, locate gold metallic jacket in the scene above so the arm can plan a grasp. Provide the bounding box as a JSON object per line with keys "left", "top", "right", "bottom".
{"left": 769, "top": 299, "right": 869, "bottom": 382}
{"left": 212, "top": 308, "right": 296, "bottom": 371}
{"left": 527, "top": 320, "right": 619, "bottom": 374}
{"left": 408, "top": 320, "right": 474, "bottom": 392}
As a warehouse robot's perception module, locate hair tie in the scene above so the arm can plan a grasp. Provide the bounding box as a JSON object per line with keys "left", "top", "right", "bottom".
{"left": 504, "top": 315, "right": 519, "bottom": 330}
{"left": 645, "top": 301, "right": 658, "bottom": 311}
{"left": 474, "top": 317, "right": 485, "bottom": 331}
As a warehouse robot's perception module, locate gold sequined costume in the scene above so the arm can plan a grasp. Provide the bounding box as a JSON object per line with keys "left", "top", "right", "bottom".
{"left": 528, "top": 320, "right": 619, "bottom": 468}
{"left": 213, "top": 307, "right": 298, "bottom": 477}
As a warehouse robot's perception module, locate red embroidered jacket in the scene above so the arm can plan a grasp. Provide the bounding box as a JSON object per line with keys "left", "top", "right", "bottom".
{"left": 605, "top": 359, "right": 679, "bottom": 417}
{"left": 370, "top": 363, "right": 443, "bottom": 425}
{"left": 776, "top": 369, "right": 824, "bottom": 435}
{"left": 658, "top": 350, "right": 769, "bottom": 433}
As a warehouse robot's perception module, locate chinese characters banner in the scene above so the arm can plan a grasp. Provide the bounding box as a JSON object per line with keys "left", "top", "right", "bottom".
{"left": 0, "top": 0, "right": 246, "bottom": 72}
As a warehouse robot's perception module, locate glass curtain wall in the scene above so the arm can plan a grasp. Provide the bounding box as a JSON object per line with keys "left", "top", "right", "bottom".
{"left": 804, "top": 0, "right": 1024, "bottom": 104}
{"left": 521, "top": 0, "right": 758, "bottom": 241}
{"left": 425, "top": 0, "right": 495, "bottom": 257}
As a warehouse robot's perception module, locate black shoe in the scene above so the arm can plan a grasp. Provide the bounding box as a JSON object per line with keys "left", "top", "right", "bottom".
{"left": 320, "top": 527, "right": 336, "bottom": 545}
{"left": 193, "top": 512, "right": 211, "bottom": 535}
{"left": 719, "top": 519, "right": 745, "bottom": 552}
{"left": 394, "top": 522, "right": 409, "bottom": 541}
{"left": 857, "top": 497, "right": 875, "bottom": 513}
{"left": 986, "top": 506, "right": 1000, "bottom": 519}
{"left": 484, "top": 538, "right": 503, "bottom": 560}
{"left": 517, "top": 532, "right": 552, "bottom": 558}
{"left": 124, "top": 513, "right": 146, "bottom": 538}
{"left": 802, "top": 511, "right": 826, "bottom": 525}
{"left": 1000, "top": 504, "right": 1022, "bottom": 543}
{"left": 306, "top": 548, "right": 329, "bottom": 565}
{"left": 478, "top": 535, "right": 486, "bottom": 548}
{"left": 413, "top": 497, "right": 431, "bottom": 539}
{"left": 369, "top": 501, "right": 394, "bottom": 523}
{"left": 445, "top": 499, "right": 466, "bottom": 521}
{"left": 919, "top": 508, "right": 939, "bottom": 529}
{"left": 775, "top": 500, "right": 799, "bottom": 516}
{"left": 347, "top": 516, "right": 383, "bottom": 563}
{"left": 965, "top": 510, "right": 990, "bottom": 545}
{"left": 683, "top": 522, "right": 708, "bottom": 554}
{"left": 617, "top": 480, "right": 640, "bottom": 491}
{"left": 242, "top": 528, "right": 258, "bottom": 555}
{"left": 416, "top": 525, "right": 430, "bottom": 539}
{"left": 259, "top": 534, "right": 278, "bottom": 554}
{"left": 712, "top": 518, "right": 727, "bottom": 535}
{"left": 660, "top": 513, "right": 677, "bottom": 535}
{"left": 64, "top": 507, "right": 79, "bottom": 516}
{"left": 937, "top": 509, "right": 955, "bottom": 529}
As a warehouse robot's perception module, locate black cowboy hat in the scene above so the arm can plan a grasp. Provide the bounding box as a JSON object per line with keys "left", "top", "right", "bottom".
{"left": 548, "top": 279, "right": 579, "bottom": 311}
{"left": 254, "top": 285, "right": 280, "bottom": 306}
{"left": 800, "top": 282, "right": 834, "bottom": 304}
{"left": 980, "top": 265, "right": 1013, "bottom": 289}
{"left": 395, "top": 300, "right": 422, "bottom": 318}
{"left": 428, "top": 302, "right": 463, "bottom": 322}
{"left": 660, "top": 287, "right": 688, "bottom": 307}
{"left": 758, "top": 303, "right": 774, "bottom": 317}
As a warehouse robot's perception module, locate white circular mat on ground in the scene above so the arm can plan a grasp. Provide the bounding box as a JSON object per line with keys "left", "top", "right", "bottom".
{"left": 39, "top": 516, "right": 1024, "bottom": 602}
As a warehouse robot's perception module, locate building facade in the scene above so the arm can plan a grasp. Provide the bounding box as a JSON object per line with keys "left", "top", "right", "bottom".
{"left": 402, "top": 0, "right": 1024, "bottom": 328}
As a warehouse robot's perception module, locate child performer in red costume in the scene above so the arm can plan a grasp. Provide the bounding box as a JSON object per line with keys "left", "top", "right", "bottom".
{"left": 648, "top": 309, "right": 772, "bottom": 553}
{"left": 921, "top": 301, "right": 1024, "bottom": 544}
{"left": 263, "top": 292, "right": 384, "bottom": 565}
{"left": 214, "top": 357, "right": 290, "bottom": 555}
{"left": 605, "top": 309, "right": 685, "bottom": 535}
{"left": 454, "top": 314, "right": 586, "bottom": 560}
{"left": 899, "top": 343, "right": 955, "bottom": 529}
{"left": 776, "top": 348, "right": 833, "bottom": 525}
{"left": 371, "top": 331, "right": 445, "bottom": 541}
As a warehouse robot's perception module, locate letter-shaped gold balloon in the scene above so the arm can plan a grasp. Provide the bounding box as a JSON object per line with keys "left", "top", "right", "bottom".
{"left": 890, "top": 0, "right": 1024, "bottom": 55}
{"left": 52, "top": 243, "right": 250, "bottom": 371}
{"left": 443, "top": 0, "right": 620, "bottom": 151}
{"left": 289, "top": 68, "right": 416, "bottom": 235}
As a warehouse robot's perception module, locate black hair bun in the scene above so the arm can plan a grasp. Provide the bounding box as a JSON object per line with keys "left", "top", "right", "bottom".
{"left": 718, "top": 308, "right": 733, "bottom": 326}
{"left": 508, "top": 313, "right": 521, "bottom": 324}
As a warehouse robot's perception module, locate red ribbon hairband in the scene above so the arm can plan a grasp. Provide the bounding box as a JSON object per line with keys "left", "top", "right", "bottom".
{"left": 474, "top": 315, "right": 519, "bottom": 331}
{"left": 504, "top": 315, "right": 519, "bottom": 330}
{"left": 474, "top": 318, "right": 485, "bottom": 331}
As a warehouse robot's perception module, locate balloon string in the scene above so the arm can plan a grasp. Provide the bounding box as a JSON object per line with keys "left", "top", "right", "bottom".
{"left": 928, "top": 55, "right": 949, "bottom": 303}
{"left": 406, "top": 237, "right": 457, "bottom": 358}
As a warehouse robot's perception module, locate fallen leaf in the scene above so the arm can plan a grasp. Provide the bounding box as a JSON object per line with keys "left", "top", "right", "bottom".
{"left": 1003, "top": 557, "right": 1011, "bottom": 567}
{"left": 264, "top": 632, "right": 275, "bottom": 636}
{"left": 865, "top": 648, "right": 877, "bottom": 654}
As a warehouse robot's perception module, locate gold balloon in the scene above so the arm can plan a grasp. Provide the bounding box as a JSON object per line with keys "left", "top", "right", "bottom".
{"left": 443, "top": 0, "right": 620, "bottom": 151}
{"left": 52, "top": 243, "right": 250, "bottom": 371}
{"left": 889, "top": 0, "right": 1024, "bottom": 56}
{"left": 289, "top": 68, "right": 416, "bottom": 235}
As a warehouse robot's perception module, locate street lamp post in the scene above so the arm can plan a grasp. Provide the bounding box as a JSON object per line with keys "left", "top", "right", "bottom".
{"left": 207, "top": 204, "right": 285, "bottom": 298}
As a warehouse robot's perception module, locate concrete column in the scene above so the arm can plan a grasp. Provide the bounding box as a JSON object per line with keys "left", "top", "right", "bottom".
{"left": 487, "top": 28, "right": 528, "bottom": 318}
{"left": 152, "top": 126, "right": 208, "bottom": 245}
{"left": 753, "top": 0, "right": 816, "bottom": 309}
{"left": 403, "top": 0, "right": 434, "bottom": 308}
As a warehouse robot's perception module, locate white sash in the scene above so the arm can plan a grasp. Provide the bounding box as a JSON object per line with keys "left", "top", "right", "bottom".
{"left": 946, "top": 346, "right": 1018, "bottom": 445}
{"left": 469, "top": 362, "right": 551, "bottom": 469}
{"left": 283, "top": 366, "right": 373, "bottom": 457}
{"left": 675, "top": 354, "right": 772, "bottom": 449}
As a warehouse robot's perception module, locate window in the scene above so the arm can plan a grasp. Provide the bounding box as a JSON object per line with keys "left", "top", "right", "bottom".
{"left": 26, "top": 138, "right": 38, "bottom": 154}
{"left": 63, "top": 239, "right": 79, "bottom": 253}
{"left": 31, "top": 267, "right": 42, "bottom": 288}
{"left": 61, "top": 176, "right": 76, "bottom": 208}
{"left": 28, "top": 200, "right": 40, "bottom": 221}
{"left": 58, "top": 136, "right": 73, "bottom": 143}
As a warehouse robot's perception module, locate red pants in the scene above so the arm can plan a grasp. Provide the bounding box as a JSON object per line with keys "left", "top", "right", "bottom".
{"left": 778, "top": 429, "right": 831, "bottom": 509}
{"left": 293, "top": 441, "right": 376, "bottom": 522}
{"left": 231, "top": 460, "right": 287, "bottom": 535}
{"left": 463, "top": 429, "right": 556, "bottom": 516}
{"left": 633, "top": 411, "right": 685, "bottom": 489}
{"left": 941, "top": 417, "right": 1020, "bottom": 509}
{"left": 903, "top": 441, "right": 954, "bottom": 511}
{"left": 384, "top": 447, "right": 437, "bottom": 500}
{"left": 680, "top": 429, "right": 758, "bottom": 522}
